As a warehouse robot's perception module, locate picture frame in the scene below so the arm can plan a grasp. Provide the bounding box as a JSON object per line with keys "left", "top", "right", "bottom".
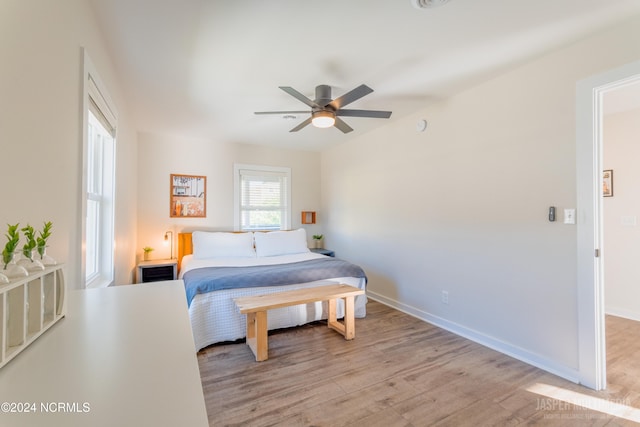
{"left": 603, "top": 169, "right": 613, "bottom": 197}
{"left": 170, "top": 174, "right": 206, "bottom": 217}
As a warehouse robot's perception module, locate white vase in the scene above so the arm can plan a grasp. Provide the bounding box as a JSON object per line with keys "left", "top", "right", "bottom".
{"left": 36, "top": 246, "right": 56, "bottom": 266}
{"left": 17, "top": 250, "right": 45, "bottom": 271}
{"left": 2, "top": 251, "right": 28, "bottom": 278}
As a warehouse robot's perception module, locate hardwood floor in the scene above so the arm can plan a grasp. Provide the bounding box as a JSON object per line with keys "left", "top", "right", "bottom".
{"left": 198, "top": 300, "right": 640, "bottom": 426}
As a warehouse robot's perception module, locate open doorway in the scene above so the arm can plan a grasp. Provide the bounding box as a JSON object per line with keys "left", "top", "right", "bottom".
{"left": 602, "top": 83, "right": 640, "bottom": 321}
{"left": 576, "top": 60, "right": 640, "bottom": 390}
{"left": 602, "top": 82, "right": 640, "bottom": 391}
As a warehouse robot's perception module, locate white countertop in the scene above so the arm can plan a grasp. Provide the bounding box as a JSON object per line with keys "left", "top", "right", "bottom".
{"left": 0, "top": 281, "right": 208, "bottom": 427}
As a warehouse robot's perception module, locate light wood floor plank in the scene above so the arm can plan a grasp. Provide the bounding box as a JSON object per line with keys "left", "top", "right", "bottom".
{"left": 198, "top": 301, "right": 640, "bottom": 426}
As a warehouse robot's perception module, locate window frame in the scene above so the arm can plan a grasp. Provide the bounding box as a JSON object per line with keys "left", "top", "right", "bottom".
{"left": 82, "top": 50, "right": 117, "bottom": 289}
{"left": 233, "top": 164, "right": 291, "bottom": 231}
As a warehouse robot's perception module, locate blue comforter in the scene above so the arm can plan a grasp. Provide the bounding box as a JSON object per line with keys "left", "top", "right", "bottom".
{"left": 183, "top": 257, "right": 367, "bottom": 307}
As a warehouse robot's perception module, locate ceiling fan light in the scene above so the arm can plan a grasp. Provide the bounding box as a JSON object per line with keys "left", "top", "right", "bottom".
{"left": 311, "top": 111, "right": 335, "bottom": 128}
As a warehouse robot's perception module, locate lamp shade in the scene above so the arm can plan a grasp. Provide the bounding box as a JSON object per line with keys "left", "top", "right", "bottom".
{"left": 311, "top": 111, "right": 335, "bottom": 128}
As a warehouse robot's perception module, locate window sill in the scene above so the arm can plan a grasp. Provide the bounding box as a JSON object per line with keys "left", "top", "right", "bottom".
{"left": 86, "top": 277, "right": 114, "bottom": 289}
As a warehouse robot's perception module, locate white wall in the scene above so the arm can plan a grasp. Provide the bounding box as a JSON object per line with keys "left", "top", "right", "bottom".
{"left": 0, "top": 0, "right": 137, "bottom": 288}
{"left": 604, "top": 107, "right": 640, "bottom": 320}
{"left": 136, "top": 132, "right": 321, "bottom": 261}
{"left": 322, "top": 15, "right": 640, "bottom": 381}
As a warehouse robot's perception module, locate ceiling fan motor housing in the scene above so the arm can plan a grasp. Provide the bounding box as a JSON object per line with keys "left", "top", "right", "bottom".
{"left": 315, "top": 85, "right": 334, "bottom": 109}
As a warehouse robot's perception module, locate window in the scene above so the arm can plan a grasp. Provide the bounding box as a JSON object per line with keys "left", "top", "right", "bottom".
{"left": 234, "top": 164, "right": 291, "bottom": 231}
{"left": 83, "top": 53, "right": 116, "bottom": 288}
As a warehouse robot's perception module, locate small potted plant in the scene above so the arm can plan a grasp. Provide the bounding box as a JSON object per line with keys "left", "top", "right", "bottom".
{"left": 19, "top": 224, "right": 44, "bottom": 271}
{"left": 36, "top": 221, "right": 52, "bottom": 258}
{"left": 312, "top": 234, "right": 324, "bottom": 249}
{"left": 2, "top": 223, "right": 27, "bottom": 278}
{"left": 36, "top": 221, "right": 56, "bottom": 265}
{"left": 3, "top": 223, "right": 20, "bottom": 270}
{"left": 143, "top": 246, "right": 154, "bottom": 261}
{"left": 21, "top": 224, "right": 37, "bottom": 261}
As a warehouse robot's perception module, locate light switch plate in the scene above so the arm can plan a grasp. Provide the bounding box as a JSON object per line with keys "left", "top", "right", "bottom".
{"left": 564, "top": 209, "right": 576, "bottom": 224}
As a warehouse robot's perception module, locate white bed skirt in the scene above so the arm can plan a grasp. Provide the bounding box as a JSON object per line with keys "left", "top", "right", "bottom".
{"left": 188, "top": 277, "right": 367, "bottom": 351}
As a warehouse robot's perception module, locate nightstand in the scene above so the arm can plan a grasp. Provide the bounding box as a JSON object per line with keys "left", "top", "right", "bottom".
{"left": 310, "top": 248, "right": 335, "bottom": 257}
{"left": 137, "top": 259, "right": 178, "bottom": 283}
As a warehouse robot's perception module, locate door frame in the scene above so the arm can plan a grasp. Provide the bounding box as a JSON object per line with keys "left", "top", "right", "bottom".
{"left": 576, "top": 59, "right": 640, "bottom": 390}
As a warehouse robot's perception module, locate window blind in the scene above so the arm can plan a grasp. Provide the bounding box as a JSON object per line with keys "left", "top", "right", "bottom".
{"left": 88, "top": 76, "right": 116, "bottom": 137}
{"left": 238, "top": 168, "right": 290, "bottom": 230}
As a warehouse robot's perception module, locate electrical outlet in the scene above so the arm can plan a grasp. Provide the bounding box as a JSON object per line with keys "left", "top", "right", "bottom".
{"left": 441, "top": 290, "right": 449, "bottom": 305}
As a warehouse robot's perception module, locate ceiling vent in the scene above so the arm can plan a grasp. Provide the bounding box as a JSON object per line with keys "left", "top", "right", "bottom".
{"left": 411, "top": 0, "right": 451, "bottom": 9}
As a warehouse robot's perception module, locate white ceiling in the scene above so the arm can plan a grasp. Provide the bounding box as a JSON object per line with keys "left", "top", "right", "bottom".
{"left": 89, "top": 0, "right": 640, "bottom": 151}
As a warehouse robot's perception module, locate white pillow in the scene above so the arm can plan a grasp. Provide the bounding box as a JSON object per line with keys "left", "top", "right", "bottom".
{"left": 191, "top": 231, "right": 256, "bottom": 259}
{"left": 254, "top": 229, "right": 310, "bottom": 257}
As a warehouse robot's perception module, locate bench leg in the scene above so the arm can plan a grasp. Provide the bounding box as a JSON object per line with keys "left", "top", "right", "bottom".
{"left": 246, "top": 311, "right": 269, "bottom": 361}
{"left": 343, "top": 295, "right": 356, "bottom": 340}
{"left": 327, "top": 296, "right": 356, "bottom": 340}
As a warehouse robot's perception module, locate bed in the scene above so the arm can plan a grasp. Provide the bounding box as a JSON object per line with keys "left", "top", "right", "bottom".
{"left": 178, "top": 229, "right": 368, "bottom": 351}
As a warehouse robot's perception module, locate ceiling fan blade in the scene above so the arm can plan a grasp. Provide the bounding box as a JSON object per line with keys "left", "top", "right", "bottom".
{"left": 254, "top": 111, "right": 310, "bottom": 115}
{"left": 279, "top": 86, "right": 321, "bottom": 109}
{"left": 328, "top": 84, "right": 374, "bottom": 110}
{"left": 289, "top": 117, "right": 312, "bottom": 132}
{"left": 333, "top": 117, "right": 354, "bottom": 134}
{"left": 336, "top": 109, "right": 392, "bottom": 119}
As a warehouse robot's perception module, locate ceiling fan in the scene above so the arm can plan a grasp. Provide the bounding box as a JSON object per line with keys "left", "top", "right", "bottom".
{"left": 254, "top": 84, "right": 392, "bottom": 134}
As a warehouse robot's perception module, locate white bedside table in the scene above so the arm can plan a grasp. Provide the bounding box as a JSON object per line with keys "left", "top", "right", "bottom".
{"left": 136, "top": 258, "right": 177, "bottom": 283}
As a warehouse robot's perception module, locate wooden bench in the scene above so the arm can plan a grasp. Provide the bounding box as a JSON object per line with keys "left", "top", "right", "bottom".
{"left": 233, "top": 284, "right": 365, "bottom": 361}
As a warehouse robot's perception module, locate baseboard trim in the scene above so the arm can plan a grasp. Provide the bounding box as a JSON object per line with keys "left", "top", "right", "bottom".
{"left": 605, "top": 307, "right": 640, "bottom": 322}
{"left": 367, "top": 290, "right": 580, "bottom": 385}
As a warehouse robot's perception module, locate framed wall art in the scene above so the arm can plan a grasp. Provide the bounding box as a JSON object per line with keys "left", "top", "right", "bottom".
{"left": 170, "top": 174, "right": 206, "bottom": 217}
{"left": 603, "top": 169, "right": 613, "bottom": 197}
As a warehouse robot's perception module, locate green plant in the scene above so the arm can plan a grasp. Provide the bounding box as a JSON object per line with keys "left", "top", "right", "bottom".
{"left": 312, "top": 234, "right": 323, "bottom": 240}
{"left": 3, "top": 223, "right": 20, "bottom": 269}
{"left": 143, "top": 246, "right": 154, "bottom": 253}
{"left": 21, "top": 224, "right": 36, "bottom": 260}
{"left": 36, "top": 221, "right": 53, "bottom": 258}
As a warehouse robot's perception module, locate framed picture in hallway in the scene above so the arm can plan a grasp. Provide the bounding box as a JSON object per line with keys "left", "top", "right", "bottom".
{"left": 603, "top": 170, "right": 613, "bottom": 197}
{"left": 170, "top": 174, "right": 206, "bottom": 217}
